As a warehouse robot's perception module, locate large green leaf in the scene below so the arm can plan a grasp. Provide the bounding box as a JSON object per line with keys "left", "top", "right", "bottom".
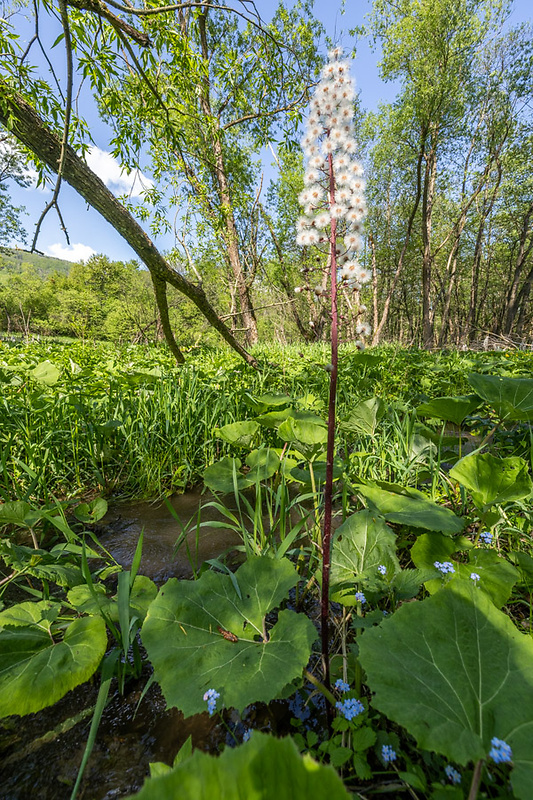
{"left": 411, "top": 533, "right": 518, "bottom": 606}
{"left": 245, "top": 448, "right": 281, "bottom": 482}
{"left": 416, "top": 395, "right": 480, "bottom": 426}
{"left": 127, "top": 732, "right": 350, "bottom": 799}
{"left": 215, "top": 420, "right": 260, "bottom": 447}
{"left": 278, "top": 417, "right": 328, "bottom": 445}
{"left": 29, "top": 360, "right": 61, "bottom": 386}
{"left": 358, "top": 580, "right": 533, "bottom": 798}
{"left": 467, "top": 373, "right": 533, "bottom": 421}
{"left": 353, "top": 481, "right": 464, "bottom": 534}
{"left": 203, "top": 456, "right": 254, "bottom": 494}
{"left": 0, "top": 500, "right": 43, "bottom": 529}
{"left": 68, "top": 575, "right": 157, "bottom": 623}
{"left": 0, "top": 540, "right": 83, "bottom": 587}
{"left": 0, "top": 615, "right": 107, "bottom": 716}
{"left": 449, "top": 453, "right": 532, "bottom": 509}
{"left": 0, "top": 600, "right": 61, "bottom": 630}
{"left": 339, "top": 397, "right": 385, "bottom": 435}
{"left": 330, "top": 510, "right": 400, "bottom": 604}
{"left": 141, "top": 557, "right": 318, "bottom": 717}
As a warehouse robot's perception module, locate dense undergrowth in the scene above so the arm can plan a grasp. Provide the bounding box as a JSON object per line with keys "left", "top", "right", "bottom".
{"left": 1, "top": 338, "right": 533, "bottom": 799}
{"left": 1, "top": 337, "right": 531, "bottom": 501}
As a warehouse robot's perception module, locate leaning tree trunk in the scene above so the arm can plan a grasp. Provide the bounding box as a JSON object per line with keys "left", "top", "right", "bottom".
{"left": 0, "top": 82, "right": 258, "bottom": 367}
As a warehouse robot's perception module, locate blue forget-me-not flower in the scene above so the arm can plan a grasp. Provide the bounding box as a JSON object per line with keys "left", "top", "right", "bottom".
{"left": 381, "top": 744, "right": 397, "bottom": 764}
{"left": 336, "top": 697, "right": 364, "bottom": 720}
{"left": 203, "top": 688, "right": 220, "bottom": 716}
{"left": 489, "top": 737, "right": 512, "bottom": 764}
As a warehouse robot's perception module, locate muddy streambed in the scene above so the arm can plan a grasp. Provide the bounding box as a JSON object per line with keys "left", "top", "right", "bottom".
{"left": 1, "top": 490, "right": 315, "bottom": 799}
{"left": 99, "top": 487, "right": 245, "bottom": 581}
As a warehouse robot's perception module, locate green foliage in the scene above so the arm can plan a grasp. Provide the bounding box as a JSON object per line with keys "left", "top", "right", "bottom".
{"left": 416, "top": 395, "right": 481, "bottom": 426}
{"left": 352, "top": 480, "right": 465, "bottom": 533}
{"left": 0, "top": 611, "right": 107, "bottom": 717}
{"left": 467, "top": 373, "right": 533, "bottom": 421}
{"left": 330, "top": 510, "right": 400, "bottom": 605}
{"left": 127, "top": 732, "right": 350, "bottom": 800}
{"left": 450, "top": 452, "right": 533, "bottom": 510}
{"left": 358, "top": 580, "right": 533, "bottom": 798}
{"left": 141, "top": 556, "right": 318, "bottom": 717}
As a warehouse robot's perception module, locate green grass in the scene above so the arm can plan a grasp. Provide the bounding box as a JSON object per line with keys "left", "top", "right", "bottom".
{"left": 0, "top": 338, "right": 532, "bottom": 501}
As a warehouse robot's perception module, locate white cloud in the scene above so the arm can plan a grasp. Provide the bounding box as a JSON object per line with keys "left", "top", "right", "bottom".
{"left": 45, "top": 242, "right": 97, "bottom": 262}
{"left": 85, "top": 146, "right": 153, "bottom": 198}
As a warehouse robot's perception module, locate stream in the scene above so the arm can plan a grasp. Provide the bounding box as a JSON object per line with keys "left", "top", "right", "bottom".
{"left": 1, "top": 489, "right": 296, "bottom": 799}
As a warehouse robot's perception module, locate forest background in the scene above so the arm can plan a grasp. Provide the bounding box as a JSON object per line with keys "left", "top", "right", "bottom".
{"left": 1, "top": 0, "right": 532, "bottom": 352}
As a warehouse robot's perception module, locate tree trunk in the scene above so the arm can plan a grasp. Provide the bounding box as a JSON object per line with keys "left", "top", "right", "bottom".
{"left": 371, "top": 146, "right": 425, "bottom": 345}
{"left": 197, "top": 7, "right": 258, "bottom": 346}
{"left": 421, "top": 138, "right": 437, "bottom": 349}
{"left": 501, "top": 203, "right": 533, "bottom": 335}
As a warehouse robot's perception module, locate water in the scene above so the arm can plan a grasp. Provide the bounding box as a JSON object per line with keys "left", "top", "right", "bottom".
{"left": 99, "top": 488, "right": 244, "bottom": 581}
{"left": 0, "top": 489, "right": 251, "bottom": 798}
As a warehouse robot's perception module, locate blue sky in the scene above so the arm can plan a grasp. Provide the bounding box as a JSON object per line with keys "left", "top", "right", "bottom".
{"left": 3, "top": 0, "right": 532, "bottom": 264}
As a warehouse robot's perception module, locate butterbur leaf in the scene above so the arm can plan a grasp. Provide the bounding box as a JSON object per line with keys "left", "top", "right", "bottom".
{"left": 340, "top": 397, "right": 385, "bottom": 435}
{"left": 245, "top": 448, "right": 280, "bottom": 482}
{"left": 416, "top": 395, "right": 480, "bottom": 426}
{"left": 203, "top": 457, "right": 253, "bottom": 494}
{"left": 467, "top": 373, "right": 533, "bottom": 421}
{"left": 330, "top": 510, "right": 400, "bottom": 604}
{"left": 0, "top": 501, "right": 42, "bottom": 529}
{"left": 358, "top": 580, "right": 533, "bottom": 799}
{"left": 215, "top": 420, "right": 259, "bottom": 447}
{"left": 411, "top": 533, "right": 457, "bottom": 593}
{"left": 353, "top": 481, "right": 464, "bottom": 534}
{"left": 0, "top": 616, "right": 107, "bottom": 716}
{"left": 390, "top": 568, "right": 435, "bottom": 601}
{"left": 68, "top": 575, "right": 157, "bottom": 622}
{"left": 449, "top": 453, "right": 532, "bottom": 509}
{"left": 141, "top": 557, "right": 318, "bottom": 717}
{"left": 0, "top": 600, "right": 62, "bottom": 630}
{"left": 127, "top": 732, "right": 350, "bottom": 799}
{"left": 73, "top": 497, "right": 108, "bottom": 524}
{"left": 29, "top": 360, "right": 61, "bottom": 386}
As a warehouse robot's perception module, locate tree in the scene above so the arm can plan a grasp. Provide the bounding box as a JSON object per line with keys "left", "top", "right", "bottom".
{"left": 0, "top": 133, "right": 29, "bottom": 245}
{"left": 369, "top": 0, "right": 511, "bottom": 347}
{"left": 0, "top": 0, "right": 321, "bottom": 360}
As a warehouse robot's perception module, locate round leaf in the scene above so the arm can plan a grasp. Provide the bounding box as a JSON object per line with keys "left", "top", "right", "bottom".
{"left": 354, "top": 481, "right": 464, "bottom": 533}
{"left": 141, "top": 557, "right": 318, "bottom": 716}
{"left": 449, "top": 453, "right": 532, "bottom": 509}
{"left": 416, "top": 395, "right": 480, "bottom": 426}
{"left": 126, "top": 731, "right": 350, "bottom": 799}
{"left": 330, "top": 510, "right": 400, "bottom": 604}
{"left": 358, "top": 580, "right": 533, "bottom": 798}
{"left": 467, "top": 373, "right": 533, "bottom": 421}
{"left": 215, "top": 420, "right": 260, "bottom": 447}
{"left": 0, "top": 615, "right": 107, "bottom": 716}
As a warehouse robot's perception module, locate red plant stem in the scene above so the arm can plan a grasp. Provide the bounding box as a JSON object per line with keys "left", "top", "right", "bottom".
{"left": 321, "top": 151, "right": 338, "bottom": 692}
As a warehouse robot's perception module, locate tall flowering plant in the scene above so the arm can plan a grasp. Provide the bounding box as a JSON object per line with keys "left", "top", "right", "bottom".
{"left": 296, "top": 47, "right": 369, "bottom": 690}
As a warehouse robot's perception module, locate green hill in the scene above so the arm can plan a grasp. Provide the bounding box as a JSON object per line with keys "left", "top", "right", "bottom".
{"left": 0, "top": 247, "right": 72, "bottom": 279}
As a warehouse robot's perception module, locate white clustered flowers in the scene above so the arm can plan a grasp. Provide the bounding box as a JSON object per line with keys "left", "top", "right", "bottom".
{"left": 296, "top": 47, "right": 371, "bottom": 340}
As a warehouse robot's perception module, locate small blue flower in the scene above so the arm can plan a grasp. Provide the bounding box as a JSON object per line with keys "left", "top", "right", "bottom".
{"left": 382, "top": 744, "right": 397, "bottom": 764}
{"left": 335, "top": 697, "right": 364, "bottom": 721}
{"left": 489, "top": 737, "right": 512, "bottom": 764}
{"left": 445, "top": 765, "right": 461, "bottom": 784}
{"left": 479, "top": 530, "right": 493, "bottom": 545}
{"left": 434, "top": 561, "right": 455, "bottom": 575}
{"left": 354, "top": 591, "right": 366, "bottom": 604}
{"left": 378, "top": 565, "right": 387, "bottom": 575}
{"left": 203, "top": 688, "right": 220, "bottom": 716}
{"left": 470, "top": 572, "right": 480, "bottom": 582}
{"left": 242, "top": 729, "right": 252, "bottom": 742}
{"left": 334, "top": 678, "right": 351, "bottom": 693}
